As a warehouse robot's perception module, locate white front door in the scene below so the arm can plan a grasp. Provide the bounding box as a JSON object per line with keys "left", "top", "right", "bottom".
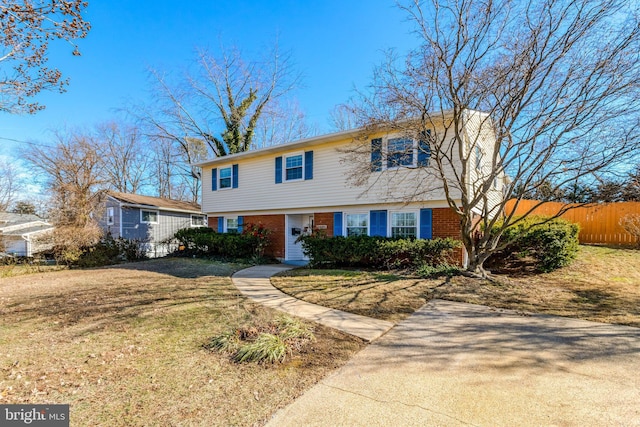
{"left": 285, "top": 214, "right": 314, "bottom": 262}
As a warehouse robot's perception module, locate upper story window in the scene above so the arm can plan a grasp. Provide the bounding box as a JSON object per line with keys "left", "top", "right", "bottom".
{"left": 345, "top": 213, "right": 368, "bottom": 236}
{"left": 391, "top": 212, "right": 417, "bottom": 238}
{"left": 219, "top": 167, "right": 232, "bottom": 189}
{"left": 285, "top": 154, "right": 303, "bottom": 181}
{"left": 387, "top": 137, "right": 415, "bottom": 168}
{"left": 211, "top": 164, "right": 238, "bottom": 191}
{"left": 191, "top": 215, "right": 205, "bottom": 227}
{"left": 275, "top": 151, "right": 313, "bottom": 184}
{"left": 141, "top": 210, "right": 158, "bottom": 224}
{"left": 371, "top": 132, "right": 431, "bottom": 172}
{"left": 106, "top": 207, "right": 115, "bottom": 225}
{"left": 475, "top": 146, "right": 484, "bottom": 169}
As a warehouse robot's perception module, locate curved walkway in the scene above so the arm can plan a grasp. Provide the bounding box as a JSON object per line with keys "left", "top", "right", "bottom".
{"left": 231, "top": 264, "right": 394, "bottom": 342}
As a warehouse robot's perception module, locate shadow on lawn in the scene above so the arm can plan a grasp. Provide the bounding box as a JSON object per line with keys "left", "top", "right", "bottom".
{"left": 1, "top": 258, "right": 251, "bottom": 335}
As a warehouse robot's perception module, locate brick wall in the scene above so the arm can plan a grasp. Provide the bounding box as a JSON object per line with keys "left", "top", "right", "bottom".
{"left": 243, "top": 214, "right": 286, "bottom": 258}
{"left": 432, "top": 207, "right": 464, "bottom": 265}
{"left": 313, "top": 212, "right": 334, "bottom": 237}
{"left": 207, "top": 216, "right": 219, "bottom": 229}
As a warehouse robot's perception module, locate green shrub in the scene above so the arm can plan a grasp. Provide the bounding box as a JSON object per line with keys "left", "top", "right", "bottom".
{"left": 76, "top": 234, "right": 147, "bottom": 268}
{"left": 490, "top": 216, "right": 580, "bottom": 272}
{"left": 299, "top": 234, "right": 460, "bottom": 270}
{"left": 416, "top": 263, "right": 460, "bottom": 278}
{"left": 174, "top": 224, "right": 271, "bottom": 260}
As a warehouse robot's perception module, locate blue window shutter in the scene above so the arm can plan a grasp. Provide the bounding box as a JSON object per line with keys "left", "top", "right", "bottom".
{"left": 333, "top": 212, "right": 343, "bottom": 237}
{"left": 370, "top": 210, "right": 387, "bottom": 237}
{"left": 217, "top": 217, "right": 224, "bottom": 233}
{"left": 419, "top": 208, "right": 433, "bottom": 239}
{"left": 275, "top": 156, "right": 283, "bottom": 184}
{"left": 371, "top": 138, "right": 382, "bottom": 172}
{"left": 211, "top": 168, "right": 217, "bottom": 191}
{"left": 232, "top": 164, "right": 239, "bottom": 188}
{"left": 237, "top": 216, "right": 244, "bottom": 233}
{"left": 418, "top": 130, "right": 431, "bottom": 167}
{"left": 304, "top": 151, "right": 313, "bottom": 180}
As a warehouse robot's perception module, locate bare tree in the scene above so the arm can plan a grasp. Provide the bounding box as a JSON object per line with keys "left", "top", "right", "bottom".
{"left": 24, "top": 130, "right": 106, "bottom": 262}
{"left": 146, "top": 43, "right": 303, "bottom": 156}
{"left": 0, "top": 0, "right": 90, "bottom": 113}
{"left": 95, "top": 122, "right": 151, "bottom": 194}
{"left": 346, "top": 0, "right": 640, "bottom": 276}
{"left": 0, "top": 159, "right": 21, "bottom": 210}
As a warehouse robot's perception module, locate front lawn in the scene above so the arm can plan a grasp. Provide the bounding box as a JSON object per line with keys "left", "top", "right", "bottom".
{"left": 0, "top": 258, "right": 364, "bottom": 426}
{"left": 271, "top": 245, "right": 640, "bottom": 327}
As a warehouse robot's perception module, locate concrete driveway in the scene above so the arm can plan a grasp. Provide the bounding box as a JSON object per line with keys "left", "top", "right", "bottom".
{"left": 267, "top": 299, "right": 640, "bottom": 426}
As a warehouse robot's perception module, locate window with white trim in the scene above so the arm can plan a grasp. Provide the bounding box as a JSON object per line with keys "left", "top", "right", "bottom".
{"left": 285, "top": 154, "right": 303, "bottom": 181}
{"left": 219, "top": 167, "right": 232, "bottom": 189}
{"left": 391, "top": 212, "right": 417, "bottom": 239}
{"left": 387, "top": 137, "right": 415, "bottom": 168}
{"left": 345, "top": 213, "right": 368, "bottom": 236}
{"left": 226, "top": 217, "right": 238, "bottom": 234}
{"left": 106, "top": 207, "right": 114, "bottom": 225}
{"left": 475, "top": 146, "right": 483, "bottom": 169}
{"left": 141, "top": 210, "right": 158, "bottom": 224}
{"left": 191, "top": 215, "right": 205, "bottom": 227}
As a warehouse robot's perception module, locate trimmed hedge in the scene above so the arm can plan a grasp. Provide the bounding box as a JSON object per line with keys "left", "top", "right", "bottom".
{"left": 173, "top": 226, "right": 267, "bottom": 259}
{"left": 298, "top": 234, "right": 460, "bottom": 269}
{"left": 490, "top": 216, "right": 580, "bottom": 272}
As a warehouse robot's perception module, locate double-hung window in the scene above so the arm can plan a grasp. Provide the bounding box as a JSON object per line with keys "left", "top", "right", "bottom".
{"left": 219, "top": 167, "right": 232, "bottom": 189}
{"left": 226, "top": 217, "right": 238, "bottom": 234}
{"left": 345, "top": 213, "right": 368, "bottom": 236}
{"left": 285, "top": 154, "right": 303, "bottom": 181}
{"left": 387, "top": 137, "right": 415, "bottom": 168}
{"left": 391, "top": 212, "right": 417, "bottom": 238}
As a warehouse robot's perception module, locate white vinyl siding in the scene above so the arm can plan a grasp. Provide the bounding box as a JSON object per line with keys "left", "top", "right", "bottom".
{"left": 200, "top": 138, "right": 459, "bottom": 215}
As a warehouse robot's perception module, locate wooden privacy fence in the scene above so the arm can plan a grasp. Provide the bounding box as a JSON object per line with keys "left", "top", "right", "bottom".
{"left": 505, "top": 199, "right": 640, "bottom": 246}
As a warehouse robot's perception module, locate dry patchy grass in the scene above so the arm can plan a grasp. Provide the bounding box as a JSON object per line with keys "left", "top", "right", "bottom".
{"left": 0, "top": 258, "right": 364, "bottom": 426}
{"left": 272, "top": 245, "right": 640, "bottom": 327}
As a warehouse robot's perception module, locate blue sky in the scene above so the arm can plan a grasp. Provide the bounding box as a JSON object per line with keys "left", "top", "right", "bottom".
{"left": 1, "top": 0, "right": 416, "bottom": 160}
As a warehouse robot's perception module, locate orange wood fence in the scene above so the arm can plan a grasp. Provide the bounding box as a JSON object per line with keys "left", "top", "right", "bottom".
{"left": 505, "top": 199, "right": 640, "bottom": 246}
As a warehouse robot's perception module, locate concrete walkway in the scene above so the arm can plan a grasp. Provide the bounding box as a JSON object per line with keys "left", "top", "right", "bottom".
{"left": 231, "top": 265, "right": 394, "bottom": 342}
{"left": 267, "top": 299, "right": 640, "bottom": 426}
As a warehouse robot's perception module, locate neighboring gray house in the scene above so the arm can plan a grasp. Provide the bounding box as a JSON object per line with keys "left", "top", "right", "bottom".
{"left": 100, "top": 192, "right": 206, "bottom": 258}
{"left": 0, "top": 212, "right": 54, "bottom": 257}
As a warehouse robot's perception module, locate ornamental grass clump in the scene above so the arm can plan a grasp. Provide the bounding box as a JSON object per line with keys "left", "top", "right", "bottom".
{"left": 205, "top": 315, "right": 315, "bottom": 364}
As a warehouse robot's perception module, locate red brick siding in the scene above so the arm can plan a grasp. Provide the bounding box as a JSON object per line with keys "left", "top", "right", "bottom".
{"left": 208, "top": 216, "right": 219, "bottom": 229}
{"left": 313, "top": 212, "right": 334, "bottom": 237}
{"left": 431, "top": 207, "right": 464, "bottom": 265}
{"left": 243, "top": 214, "right": 286, "bottom": 258}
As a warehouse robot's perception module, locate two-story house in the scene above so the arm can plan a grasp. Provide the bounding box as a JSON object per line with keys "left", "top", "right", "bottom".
{"left": 197, "top": 110, "right": 503, "bottom": 265}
